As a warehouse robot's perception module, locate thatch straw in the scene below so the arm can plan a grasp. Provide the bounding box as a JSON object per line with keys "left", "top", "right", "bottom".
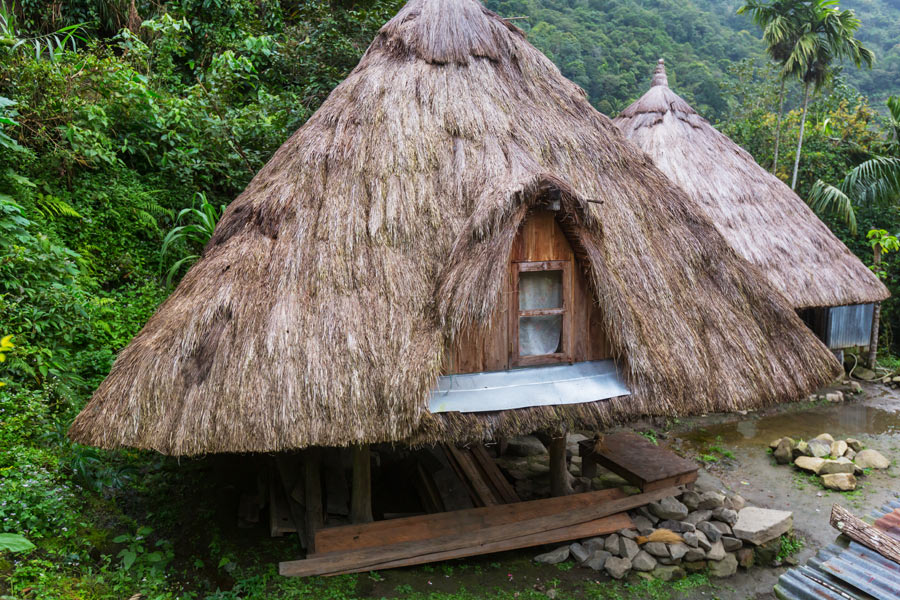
{"left": 615, "top": 59, "right": 888, "bottom": 310}
{"left": 69, "top": 0, "right": 841, "bottom": 456}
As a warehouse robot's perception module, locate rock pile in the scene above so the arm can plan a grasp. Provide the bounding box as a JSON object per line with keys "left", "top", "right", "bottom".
{"left": 769, "top": 434, "right": 890, "bottom": 491}
{"left": 533, "top": 489, "right": 794, "bottom": 582}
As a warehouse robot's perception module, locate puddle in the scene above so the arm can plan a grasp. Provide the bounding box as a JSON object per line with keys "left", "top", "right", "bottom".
{"left": 679, "top": 402, "right": 900, "bottom": 451}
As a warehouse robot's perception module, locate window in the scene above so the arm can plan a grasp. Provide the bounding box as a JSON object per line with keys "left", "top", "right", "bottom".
{"left": 511, "top": 260, "right": 572, "bottom": 366}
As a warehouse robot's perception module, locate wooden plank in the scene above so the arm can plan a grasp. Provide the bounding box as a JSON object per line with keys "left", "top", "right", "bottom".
{"left": 831, "top": 504, "right": 900, "bottom": 565}
{"left": 415, "top": 463, "right": 444, "bottom": 514}
{"left": 442, "top": 443, "right": 483, "bottom": 508}
{"left": 591, "top": 433, "right": 697, "bottom": 490}
{"left": 470, "top": 445, "right": 519, "bottom": 504}
{"left": 445, "top": 444, "right": 499, "bottom": 506}
{"left": 275, "top": 455, "right": 308, "bottom": 547}
{"left": 314, "top": 487, "right": 625, "bottom": 554}
{"left": 331, "top": 512, "right": 633, "bottom": 575}
{"left": 269, "top": 474, "right": 297, "bottom": 537}
{"left": 351, "top": 444, "right": 373, "bottom": 524}
{"left": 281, "top": 485, "right": 680, "bottom": 577}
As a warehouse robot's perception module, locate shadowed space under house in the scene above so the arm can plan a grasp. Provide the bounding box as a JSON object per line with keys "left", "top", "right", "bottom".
{"left": 69, "top": 0, "right": 841, "bottom": 457}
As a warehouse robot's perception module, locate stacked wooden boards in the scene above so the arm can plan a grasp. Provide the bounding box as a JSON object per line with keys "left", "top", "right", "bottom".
{"left": 279, "top": 485, "right": 689, "bottom": 577}
{"left": 579, "top": 432, "right": 698, "bottom": 491}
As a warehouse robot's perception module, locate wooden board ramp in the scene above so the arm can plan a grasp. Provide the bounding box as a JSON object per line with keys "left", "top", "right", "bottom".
{"left": 442, "top": 444, "right": 519, "bottom": 507}
{"left": 579, "top": 432, "right": 698, "bottom": 491}
{"left": 280, "top": 484, "right": 685, "bottom": 577}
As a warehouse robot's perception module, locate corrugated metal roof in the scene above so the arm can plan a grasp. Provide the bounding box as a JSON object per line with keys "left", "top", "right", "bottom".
{"left": 775, "top": 496, "right": 900, "bottom": 600}
{"left": 429, "top": 359, "right": 630, "bottom": 414}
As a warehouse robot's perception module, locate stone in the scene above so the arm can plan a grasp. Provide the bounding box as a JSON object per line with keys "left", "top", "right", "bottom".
{"left": 570, "top": 542, "right": 590, "bottom": 564}
{"left": 792, "top": 440, "right": 810, "bottom": 459}
{"left": 604, "top": 534, "right": 620, "bottom": 555}
{"left": 726, "top": 494, "right": 746, "bottom": 512}
{"left": 696, "top": 521, "right": 722, "bottom": 543}
{"left": 649, "top": 496, "right": 689, "bottom": 520}
{"left": 846, "top": 438, "right": 863, "bottom": 452}
{"left": 822, "top": 473, "right": 857, "bottom": 491}
{"left": 733, "top": 507, "right": 793, "bottom": 545}
{"left": 721, "top": 536, "right": 742, "bottom": 552}
{"left": 650, "top": 565, "right": 685, "bottom": 581}
{"left": 632, "top": 515, "right": 655, "bottom": 535}
{"left": 685, "top": 547, "right": 706, "bottom": 562}
{"left": 831, "top": 440, "right": 848, "bottom": 457}
{"left": 849, "top": 381, "right": 862, "bottom": 393}
{"left": 507, "top": 435, "right": 547, "bottom": 457}
{"left": 583, "top": 549, "right": 611, "bottom": 571}
{"left": 815, "top": 433, "right": 835, "bottom": 444}
{"left": 535, "top": 546, "right": 570, "bottom": 564}
{"left": 618, "top": 528, "right": 637, "bottom": 540}
{"left": 668, "top": 542, "right": 689, "bottom": 560}
{"left": 619, "top": 537, "right": 640, "bottom": 560}
{"left": 582, "top": 537, "right": 606, "bottom": 553}
{"left": 680, "top": 490, "right": 701, "bottom": 511}
{"left": 683, "top": 560, "right": 707, "bottom": 572}
{"left": 768, "top": 437, "right": 784, "bottom": 450}
{"left": 631, "top": 550, "right": 657, "bottom": 572}
{"left": 682, "top": 531, "right": 698, "bottom": 548}
{"left": 845, "top": 448, "right": 857, "bottom": 460}
{"left": 637, "top": 506, "right": 660, "bottom": 524}
{"left": 807, "top": 439, "right": 831, "bottom": 458}
{"left": 712, "top": 507, "right": 738, "bottom": 525}
{"left": 736, "top": 547, "right": 754, "bottom": 569}
{"left": 855, "top": 449, "right": 890, "bottom": 469}
{"left": 794, "top": 456, "right": 826, "bottom": 474}
{"left": 696, "top": 491, "right": 726, "bottom": 510}
{"left": 853, "top": 366, "right": 877, "bottom": 381}
{"left": 684, "top": 510, "right": 712, "bottom": 526}
{"left": 706, "top": 540, "right": 726, "bottom": 562}
{"left": 604, "top": 556, "right": 631, "bottom": 579}
{"left": 695, "top": 530, "right": 712, "bottom": 551}
{"left": 644, "top": 541, "right": 670, "bottom": 557}
{"left": 708, "top": 553, "right": 738, "bottom": 577}
{"left": 825, "top": 392, "right": 843, "bottom": 403}
{"left": 566, "top": 432, "right": 589, "bottom": 455}
{"left": 754, "top": 537, "right": 781, "bottom": 566}
{"left": 658, "top": 519, "right": 694, "bottom": 533}
{"left": 774, "top": 438, "right": 794, "bottom": 464}
{"left": 819, "top": 457, "right": 855, "bottom": 475}
{"left": 709, "top": 521, "right": 732, "bottom": 536}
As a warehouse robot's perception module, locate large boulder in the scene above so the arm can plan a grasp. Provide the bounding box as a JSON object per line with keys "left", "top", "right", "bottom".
{"left": 846, "top": 438, "right": 863, "bottom": 452}
{"left": 631, "top": 550, "right": 657, "bottom": 572}
{"left": 819, "top": 457, "right": 855, "bottom": 475}
{"left": 831, "top": 440, "right": 848, "bottom": 458}
{"left": 855, "top": 449, "right": 890, "bottom": 469}
{"left": 814, "top": 433, "right": 835, "bottom": 444}
{"left": 822, "top": 473, "right": 857, "bottom": 491}
{"left": 619, "top": 537, "right": 640, "bottom": 560}
{"left": 604, "top": 533, "right": 620, "bottom": 555}
{"left": 649, "top": 496, "right": 689, "bottom": 520}
{"left": 794, "top": 456, "right": 826, "bottom": 474}
{"left": 708, "top": 553, "right": 738, "bottom": 578}
{"left": 583, "top": 549, "right": 612, "bottom": 571}
{"left": 807, "top": 439, "right": 831, "bottom": 458}
{"left": 705, "top": 539, "right": 726, "bottom": 561}
{"left": 507, "top": 435, "right": 547, "bottom": 457}
{"left": 774, "top": 438, "right": 794, "bottom": 464}
{"left": 732, "top": 507, "right": 793, "bottom": 546}
{"left": 604, "top": 556, "right": 632, "bottom": 579}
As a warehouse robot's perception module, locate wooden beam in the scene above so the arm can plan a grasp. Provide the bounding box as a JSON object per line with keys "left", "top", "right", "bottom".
{"left": 315, "top": 487, "right": 625, "bottom": 554}
{"left": 304, "top": 448, "right": 323, "bottom": 553}
{"left": 280, "top": 484, "right": 680, "bottom": 577}
{"left": 351, "top": 444, "right": 373, "bottom": 524}
{"left": 831, "top": 504, "right": 900, "bottom": 565}
{"left": 330, "top": 513, "right": 632, "bottom": 575}
{"left": 549, "top": 433, "right": 573, "bottom": 497}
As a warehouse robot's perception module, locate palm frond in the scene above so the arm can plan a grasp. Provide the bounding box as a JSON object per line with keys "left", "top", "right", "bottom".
{"left": 808, "top": 179, "right": 857, "bottom": 235}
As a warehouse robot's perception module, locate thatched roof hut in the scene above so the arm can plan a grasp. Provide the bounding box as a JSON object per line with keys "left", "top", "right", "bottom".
{"left": 69, "top": 0, "right": 840, "bottom": 456}
{"left": 614, "top": 59, "right": 889, "bottom": 312}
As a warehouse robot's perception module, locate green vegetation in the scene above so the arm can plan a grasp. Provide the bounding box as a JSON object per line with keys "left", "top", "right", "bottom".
{"left": 777, "top": 533, "right": 804, "bottom": 561}
{"left": 1, "top": 0, "right": 899, "bottom": 597}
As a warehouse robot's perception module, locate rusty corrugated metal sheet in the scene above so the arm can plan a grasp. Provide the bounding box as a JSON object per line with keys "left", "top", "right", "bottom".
{"left": 826, "top": 304, "right": 874, "bottom": 349}
{"left": 775, "top": 496, "right": 900, "bottom": 600}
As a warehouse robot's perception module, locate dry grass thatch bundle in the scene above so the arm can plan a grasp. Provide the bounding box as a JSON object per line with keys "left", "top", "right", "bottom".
{"left": 614, "top": 59, "right": 888, "bottom": 310}
{"left": 69, "top": 0, "right": 841, "bottom": 456}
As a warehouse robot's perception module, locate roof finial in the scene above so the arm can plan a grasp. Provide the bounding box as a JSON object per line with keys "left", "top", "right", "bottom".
{"left": 651, "top": 58, "right": 668, "bottom": 88}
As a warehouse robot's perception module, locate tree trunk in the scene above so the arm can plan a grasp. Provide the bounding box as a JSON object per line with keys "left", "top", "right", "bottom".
{"left": 868, "top": 244, "right": 882, "bottom": 368}
{"left": 772, "top": 78, "right": 786, "bottom": 174}
{"left": 791, "top": 82, "right": 811, "bottom": 190}
{"left": 548, "top": 432, "right": 573, "bottom": 497}
{"left": 351, "top": 444, "right": 373, "bottom": 524}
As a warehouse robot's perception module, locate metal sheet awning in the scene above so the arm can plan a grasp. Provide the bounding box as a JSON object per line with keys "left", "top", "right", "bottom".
{"left": 429, "top": 360, "right": 630, "bottom": 414}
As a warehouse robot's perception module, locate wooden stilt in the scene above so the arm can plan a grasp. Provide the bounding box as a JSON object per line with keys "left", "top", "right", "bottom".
{"left": 549, "top": 432, "right": 573, "bottom": 497}
{"left": 351, "top": 444, "right": 373, "bottom": 524}
{"left": 304, "top": 448, "right": 323, "bottom": 552}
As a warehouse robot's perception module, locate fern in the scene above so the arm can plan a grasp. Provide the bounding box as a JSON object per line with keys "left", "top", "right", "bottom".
{"left": 34, "top": 193, "right": 82, "bottom": 219}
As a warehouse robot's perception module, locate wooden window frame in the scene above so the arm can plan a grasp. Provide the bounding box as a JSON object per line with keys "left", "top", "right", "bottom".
{"left": 510, "top": 260, "right": 573, "bottom": 367}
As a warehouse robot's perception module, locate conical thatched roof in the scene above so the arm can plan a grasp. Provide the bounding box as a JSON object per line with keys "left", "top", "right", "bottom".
{"left": 69, "top": 0, "right": 840, "bottom": 456}
{"left": 615, "top": 59, "right": 888, "bottom": 310}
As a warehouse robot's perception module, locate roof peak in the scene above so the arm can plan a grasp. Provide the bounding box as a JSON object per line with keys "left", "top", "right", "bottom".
{"left": 651, "top": 58, "right": 668, "bottom": 88}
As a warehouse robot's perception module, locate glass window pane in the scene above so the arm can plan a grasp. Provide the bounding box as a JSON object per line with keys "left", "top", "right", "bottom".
{"left": 519, "top": 270, "right": 563, "bottom": 311}
{"left": 519, "top": 315, "right": 562, "bottom": 356}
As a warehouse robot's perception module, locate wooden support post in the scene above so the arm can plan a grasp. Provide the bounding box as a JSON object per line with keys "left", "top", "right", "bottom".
{"left": 351, "top": 444, "right": 373, "bottom": 524}
{"left": 549, "top": 432, "right": 573, "bottom": 497}
{"left": 304, "top": 448, "right": 323, "bottom": 553}
{"left": 831, "top": 504, "right": 900, "bottom": 564}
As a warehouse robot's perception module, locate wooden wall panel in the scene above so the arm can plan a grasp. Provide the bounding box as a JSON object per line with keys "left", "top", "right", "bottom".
{"left": 443, "top": 211, "right": 612, "bottom": 375}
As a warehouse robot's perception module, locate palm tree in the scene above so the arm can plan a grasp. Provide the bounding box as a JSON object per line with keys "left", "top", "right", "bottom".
{"left": 784, "top": 1, "right": 874, "bottom": 190}
{"left": 738, "top": 0, "right": 804, "bottom": 174}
